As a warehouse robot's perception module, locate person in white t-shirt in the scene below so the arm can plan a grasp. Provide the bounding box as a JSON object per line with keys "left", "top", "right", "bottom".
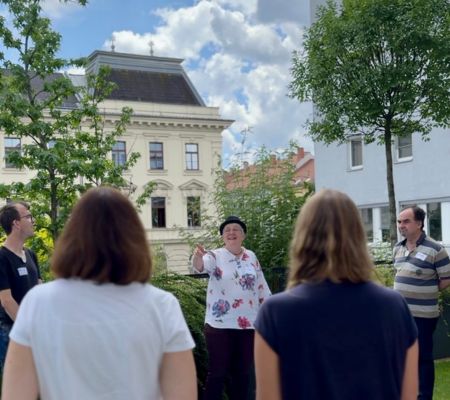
{"left": 192, "top": 216, "right": 271, "bottom": 400}
{"left": 2, "top": 187, "right": 197, "bottom": 400}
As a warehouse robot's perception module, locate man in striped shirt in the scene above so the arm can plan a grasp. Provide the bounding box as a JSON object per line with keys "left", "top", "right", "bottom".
{"left": 394, "top": 206, "right": 450, "bottom": 400}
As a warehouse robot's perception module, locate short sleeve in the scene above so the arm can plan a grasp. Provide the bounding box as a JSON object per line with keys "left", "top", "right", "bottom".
{"left": 9, "top": 287, "right": 37, "bottom": 346}
{"left": 435, "top": 247, "right": 450, "bottom": 280}
{"left": 254, "top": 297, "right": 279, "bottom": 354}
{"left": 28, "top": 250, "right": 42, "bottom": 280}
{"left": 163, "top": 293, "right": 195, "bottom": 353}
{"left": 0, "top": 252, "right": 11, "bottom": 291}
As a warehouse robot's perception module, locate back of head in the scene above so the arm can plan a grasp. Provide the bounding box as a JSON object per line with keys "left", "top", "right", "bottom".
{"left": 51, "top": 187, "right": 152, "bottom": 284}
{"left": 288, "top": 189, "right": 373, "bottom": 287}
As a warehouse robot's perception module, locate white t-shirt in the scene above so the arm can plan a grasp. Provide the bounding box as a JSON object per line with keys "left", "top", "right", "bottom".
{"left": 10, "top": 279, "right": 195, "bottom": 400}
{"left": 201, "top": 247, "right": 271, "bottom": 329}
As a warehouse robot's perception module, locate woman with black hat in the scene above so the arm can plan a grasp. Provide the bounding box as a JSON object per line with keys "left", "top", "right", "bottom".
{"left": 192, "top": 216, "right": 271, "bottom": 400}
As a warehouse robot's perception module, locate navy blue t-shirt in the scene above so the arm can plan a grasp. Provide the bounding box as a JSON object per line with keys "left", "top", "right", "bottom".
{"left": 255, "top": 280, "right": 417, "bottom": 400}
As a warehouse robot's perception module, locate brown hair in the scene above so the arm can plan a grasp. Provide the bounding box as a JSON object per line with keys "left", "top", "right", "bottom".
{"left": 0, "top": 201, "right": 30, "bottom": 234}
{"left": 288, "top": 189, "right": 373, "bottom": 288}
{"left": 51, "top": 187, "right": 152, "bottom": 284}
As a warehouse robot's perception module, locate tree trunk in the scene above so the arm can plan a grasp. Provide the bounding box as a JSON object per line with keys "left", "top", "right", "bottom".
{"left": 383, "top": 124, "right": 397, "bottom": 247}
{"left": 49, "top": 172, "right": 58, "bottom": 241}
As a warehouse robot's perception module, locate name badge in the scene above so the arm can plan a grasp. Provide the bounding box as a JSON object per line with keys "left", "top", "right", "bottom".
{"left": 415, "top": 252, "right": 427, "bottom": 261}
{"left": 17, "top": 267, "right": 28, "bottom": 276}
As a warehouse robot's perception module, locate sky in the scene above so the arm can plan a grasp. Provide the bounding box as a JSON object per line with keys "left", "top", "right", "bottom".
{"left": 3, "top": 0, "right": 313, "bottom": 167}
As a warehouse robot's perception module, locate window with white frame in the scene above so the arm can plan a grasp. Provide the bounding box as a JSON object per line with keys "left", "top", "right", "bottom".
{"left": 349, "top": 137, "right": 363, "bottom": 169}
{"left": 151, "top": 197, "right": 166, "bottom": 228}
{"left": 360, "top": 208, "right": 373, "bottom": 241}
{"left": 149, "top": 142, "right": 164, "bottom": 170}
{"left": 427, "top": 202, "right": 442, "bottom": 241}
{"left": 185, "top": 143, "right": 199, "bottom": 170}
{"left": 4, "top": 137, "right": 21, "bottom": 168}
{"left": 396, "top": 134, "right": 412, "bottom": 161}
{"left": 187, "top": 196, "right": 201, "bottom": 227}
{"left": 112, "top": 141, "right": 126, "bottom": 167}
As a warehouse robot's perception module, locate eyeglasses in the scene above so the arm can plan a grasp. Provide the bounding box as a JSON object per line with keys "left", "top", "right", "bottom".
{"left": 19, "top": 214, "right": 34, "bottom": 222}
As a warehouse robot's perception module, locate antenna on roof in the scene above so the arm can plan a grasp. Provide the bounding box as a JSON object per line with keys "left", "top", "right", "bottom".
{"left": 111, "top": 39, "right": 115, "bottom": 53}
{"left": 149, "top": 40, "right": 154, "bottom": 56}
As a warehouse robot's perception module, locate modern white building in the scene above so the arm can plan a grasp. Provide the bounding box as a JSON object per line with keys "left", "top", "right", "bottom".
{"left": 0, "top": 50, "right": 233, "bottom": 272}
{"left": 310, "top": 0, "right": 450, "bottom": 247}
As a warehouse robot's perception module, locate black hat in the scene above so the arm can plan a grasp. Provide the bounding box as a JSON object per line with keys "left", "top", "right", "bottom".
{"left": 219, "top": 216, "right": 247, "bottom": 235}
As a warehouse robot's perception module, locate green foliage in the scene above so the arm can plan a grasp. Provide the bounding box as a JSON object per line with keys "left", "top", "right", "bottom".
{"left": 151, "top": 274, "right": 208, "bottom": 392}
{"left": 0, "top": 0, "right": 154, "bottom": 241}
{"left": 290, "top": 0, "right": 450, "bottom": 245}
{"left": 182, "top": 143, "right": 313, "bottom": 273}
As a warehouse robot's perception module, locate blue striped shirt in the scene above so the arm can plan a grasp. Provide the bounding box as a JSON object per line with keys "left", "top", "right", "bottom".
{"left": 393, "top": 232, "right": 450, "bottom": 318}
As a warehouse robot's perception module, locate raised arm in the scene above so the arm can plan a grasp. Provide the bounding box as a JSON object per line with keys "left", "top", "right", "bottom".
{"left": 192, "top": 244, "right": 207, "bottom": 272}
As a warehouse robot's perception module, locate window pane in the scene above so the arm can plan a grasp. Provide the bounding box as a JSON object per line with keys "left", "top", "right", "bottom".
{"left": 380, "top": 206, "right": 390, "bottom": 242}
{"left": 427, "top": 202, "right": 441, "bottom": 241}
{"left": 149, "top": 142, "right": 164, "bottom": 170}
{"left": 112, "top": 141, "right": 126, "bottom": 166}
{"left": 398, "top": 135, "right": 412, "bottom": 159}
{"left": 185, "top": 143, "right": 199, "bottom": 170}
{"left": 4, "top": 137, "right": 21, "bottom": 168}
{"left": 351, "top": 139, "right": 362, "bottom": 167}
{"left": 151, "top": 197, "right": 166, "bottom": 228}
{"left": 360, "top": 208, "right": 373, "bottom": 241}
{"left": 187, "top": 196, "right": 201, "bottom": 227}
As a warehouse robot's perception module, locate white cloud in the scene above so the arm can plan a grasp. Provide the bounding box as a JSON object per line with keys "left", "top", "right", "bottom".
{"left": 42, "top": 0, "right": 84, "bottom": 19}
{"left": 100, "top": 0, "right": 312, "bottom": 165}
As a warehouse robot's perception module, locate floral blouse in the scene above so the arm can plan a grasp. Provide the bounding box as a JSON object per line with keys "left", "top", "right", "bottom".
{"left": 201, "top": 247, "right": 271, "bottom": 329}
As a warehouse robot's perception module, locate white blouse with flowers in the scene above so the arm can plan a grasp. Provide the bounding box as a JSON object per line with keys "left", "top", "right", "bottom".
{"left": 201, "top": 247, "right": 271, "bottom": 329}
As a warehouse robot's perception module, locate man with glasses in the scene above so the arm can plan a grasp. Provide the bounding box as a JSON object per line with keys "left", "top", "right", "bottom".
{"left": 0, "top": 201, "right": 41, "bottom": 372}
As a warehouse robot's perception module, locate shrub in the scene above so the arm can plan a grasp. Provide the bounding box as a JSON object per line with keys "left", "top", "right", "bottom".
{"left": 151, "top": 274, "right": 208, "bottom": 392}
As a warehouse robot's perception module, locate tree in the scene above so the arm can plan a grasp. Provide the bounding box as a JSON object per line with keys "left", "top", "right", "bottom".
{"left": 0, "top": 0, "right": 151, "bottom": 244}
{"left": 182, "top": 143, "right": 313, "bottom": 272}
{"left": 290, "top": 0, "right": 450, "bottom": 245}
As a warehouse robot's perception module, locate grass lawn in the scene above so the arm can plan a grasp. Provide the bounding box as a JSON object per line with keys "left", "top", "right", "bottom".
{"left": 434, "top": 358, "right": 450, "bottom": 400}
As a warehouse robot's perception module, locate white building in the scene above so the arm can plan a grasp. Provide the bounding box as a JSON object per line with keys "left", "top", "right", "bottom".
{"left": 1, "top": 50, "right": 233, "bottom": 272}
{"left": 310, "top": 0, "right": 450, "bottom": 247}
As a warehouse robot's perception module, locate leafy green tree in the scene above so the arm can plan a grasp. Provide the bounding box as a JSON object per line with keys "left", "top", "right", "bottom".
{"left": 0, "top": 0, "right": 152, "bottom": 246}
{"left": 182, "top": 143, "right": 313, "bottom": 274}
{"left": 290, "top": 0, "right": 450, "bottom": 245}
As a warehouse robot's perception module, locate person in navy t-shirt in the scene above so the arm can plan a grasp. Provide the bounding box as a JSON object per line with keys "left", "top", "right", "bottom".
{"left": 254, "top": 189, "right": 418, "bottom": 400}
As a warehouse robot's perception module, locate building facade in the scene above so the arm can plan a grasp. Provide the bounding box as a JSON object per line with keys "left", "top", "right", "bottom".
{"left": 1, "top": 50, "right": 233, "bottom": 272}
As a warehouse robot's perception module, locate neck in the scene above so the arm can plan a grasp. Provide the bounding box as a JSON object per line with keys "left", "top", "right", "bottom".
{"left": 226, "top": 246, "right": 243, "bottom": 256}
{"left": 3, "top": 236, "right": 25, "bottom": 255}
{"left": 406, "top": 232, "right": 422, "bottom": 250}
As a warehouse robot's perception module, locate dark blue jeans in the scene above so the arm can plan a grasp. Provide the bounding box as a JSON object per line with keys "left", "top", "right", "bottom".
{"left": 0, "top": 321, "right": 12, "bottom": 374}
{"left": 203, "top": 324, "right": 254, "bottom": 400}
{"left": 414, "top": 317, "right": 439, "bottom": 400}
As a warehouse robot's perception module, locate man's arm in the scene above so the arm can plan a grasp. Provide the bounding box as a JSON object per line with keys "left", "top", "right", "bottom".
{"left": 0, "top": 289, "right": 19, "bottom": 321}
{"left": 439, "top": 279, "right": 450, "bottom": 291}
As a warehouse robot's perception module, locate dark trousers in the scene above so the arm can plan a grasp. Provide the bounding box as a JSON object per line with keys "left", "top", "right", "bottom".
{"left": 414, "top": 317, "right": 439, "bottom": 400}
{"left": 203, "top": 324, "right": 255, "bottom": 400}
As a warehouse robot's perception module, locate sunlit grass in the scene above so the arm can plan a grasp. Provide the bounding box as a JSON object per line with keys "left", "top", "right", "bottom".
{"left": 435, "top": 359, "right": 450, "bottom": 400}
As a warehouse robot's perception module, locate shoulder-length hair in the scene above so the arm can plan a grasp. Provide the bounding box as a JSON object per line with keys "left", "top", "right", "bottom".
{"left": 288, "top": 189, "right": 373, "bottom": 288}
{"left": 52, "top": 187, "right": 152, "bottom": 285}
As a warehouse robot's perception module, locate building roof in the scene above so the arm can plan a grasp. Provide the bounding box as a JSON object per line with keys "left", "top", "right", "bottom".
{"left": 85, "top": 50, "right": 205, "bottom": 106}
{"left": 106, "top": 68, "right": 201, "bottom": 105}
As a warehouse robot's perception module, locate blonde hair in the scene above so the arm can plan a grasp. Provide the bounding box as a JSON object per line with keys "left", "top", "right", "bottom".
{"left": 288, "top": 189, "right": 373, "bottom": 288}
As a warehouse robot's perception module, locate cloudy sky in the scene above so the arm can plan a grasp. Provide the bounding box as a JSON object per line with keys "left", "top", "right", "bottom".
{"left": 7, "top": 0, "right": 313, "bottom": 166}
